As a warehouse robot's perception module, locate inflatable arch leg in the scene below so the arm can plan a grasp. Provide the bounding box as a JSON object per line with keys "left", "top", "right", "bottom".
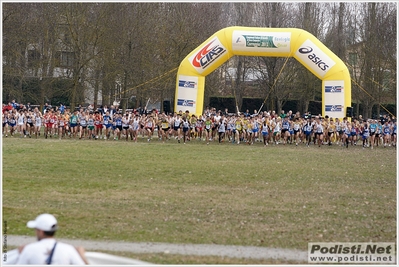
{"left": 175, "top": 26, "right": 351, "bottom": 119}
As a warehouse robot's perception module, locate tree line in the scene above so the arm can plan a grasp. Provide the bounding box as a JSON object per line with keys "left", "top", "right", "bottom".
{"left": 2, "top": 2, "right": 396, "bottom": 118}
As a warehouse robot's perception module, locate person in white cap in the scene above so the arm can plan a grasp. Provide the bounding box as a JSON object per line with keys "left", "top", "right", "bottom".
{"left": 16, "top": 213, "right": 88, "bottom": 265}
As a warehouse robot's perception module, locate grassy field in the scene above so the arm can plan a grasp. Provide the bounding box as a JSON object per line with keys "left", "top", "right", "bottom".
{"left": 2, "top": 135, "right": 397, "bottom": 263}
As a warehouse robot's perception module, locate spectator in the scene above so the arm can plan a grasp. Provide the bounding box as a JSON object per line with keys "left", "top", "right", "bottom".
{"left": 204, "top": 106, "right": 211, "bottom": 117}
{"left": 287, "top": 110, "right": 295, "bottom": 120}
{"left": 223, "top": 108, "right": 229, "bottom": 116}
{"left": 43, "top": 103, "right": 49, "bottom": 114}
{"left": 87, "top": 104, "right": 94, "bottom": 112}
{"left": 3, "top": 102, "right": 13, "bottom": 112}
{"left": 11, "top": 99, "right": 18, "bottom": 109}
{"left": 108, "top": 105, "right": 117, "bottom": 119}
{"left": 97, "top": 105, "right": 104, "bottom": 114}
{"left": 16, "top": 213, "right": 88, "bottom": 265}
{"left": 102, "top": 105, "right": 109, "bottom": 115}
{"left": 380, "top": 114, "right": 388, "bottom": 125}
{"left": 59, "top": 103, "right": 65, "bottom": 114}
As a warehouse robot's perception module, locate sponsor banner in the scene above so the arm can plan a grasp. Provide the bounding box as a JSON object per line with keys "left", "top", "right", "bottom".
{"left": 177, "top": 75, "right": 198, "bottom": 113}
{"left": 189, "top": 37, "right": 227, "bottom": 74}
{"left": 325, "top": 105, "right": 343, "bottom": 112}
{"left": 324, "top": 79, "right": 345, "bottom": 118}
{"left": 177, "top": 99, "right": 195, "bottom": 107}
{"left": 325, "top": 85, "right": 343, "bottom": 93}
{"left": 178, "top": 80, "right": 197, "bottom": 89}
{"left": 177, "top": 75, "right": 198, "bottom": 99}
{"left": 324, "top": 81, "right": 345, "bottom": 114}
{"left": 295, "top": 39, "right": 336, "bottom": 78}
{"left": 176, "top": 98, "right": 196, "bottom": 114}
{"left": 308, "top": 242, "right": 396, "bottom": 264}
{"left": 232, "top": 31, "right": 291, "bottom": 53}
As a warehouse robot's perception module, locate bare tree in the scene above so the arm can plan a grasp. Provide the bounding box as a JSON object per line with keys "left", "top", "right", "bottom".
{"left": 3, "top": 3, "right": 35, "bottom": 102}
{"left": 324, "top": 3, "right": 347, "bottom": 59}
{"left": 59, "top": 3, "right": 109, "bottom": 110}
{"left": 2, "top": 2, "right": 395, "bottom": 117}
{"left": 219, "top": 3, "right": 257, "bottom": 111}
{"left": 355, "top": 3, "right": 397, "bottom": 118}
{"left": 251, "top": 3, "right": 297, "bottom": 113}
{"left": 292, "top": 3, "right": 326, "bottom": 114}
{"left": 3, "top": 3, "right": 65, "bottom": 109}
{"left": 156, "top": 3, "right": 225, "bottom": 109}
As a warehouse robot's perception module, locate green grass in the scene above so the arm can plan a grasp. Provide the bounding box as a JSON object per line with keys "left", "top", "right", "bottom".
{"left": 2, "top": 136, "right": 397, "bottom": 263}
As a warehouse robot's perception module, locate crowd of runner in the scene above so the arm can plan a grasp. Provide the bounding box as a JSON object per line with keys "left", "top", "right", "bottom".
{"left": 2, "top": 101, "right": 397, "bottom": 149}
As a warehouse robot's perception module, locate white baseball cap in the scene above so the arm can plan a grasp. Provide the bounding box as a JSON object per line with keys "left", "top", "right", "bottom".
{"left": 27, "top": 214, "right": 58, "bottom": 231}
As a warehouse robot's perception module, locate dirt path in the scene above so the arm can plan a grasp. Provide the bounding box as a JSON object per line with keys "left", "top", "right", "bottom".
{"left": 7, "top": 235, "right": 307, "bottom": 262}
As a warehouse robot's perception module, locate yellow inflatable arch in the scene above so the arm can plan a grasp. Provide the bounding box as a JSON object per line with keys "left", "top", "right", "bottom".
{"left": 175, "top": 26, "right": 351, "bottom": 119}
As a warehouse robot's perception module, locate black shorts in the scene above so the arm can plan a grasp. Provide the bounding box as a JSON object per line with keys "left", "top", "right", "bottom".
{"left": 338, "top": 130, "right": 343, "bottom": 135}
{"left": 116, "top": 126, "right": 123, "bottom": 131}
{"left": 370, "top": 132, "right": 375, "bottom": 136}
{"left": 315, "top": 132, "right": 323, "bottom": 137}
{"left": 282, "top": 129, "right": 288, "bottom": 134}
{"left": 183, "top": 127, "right": 189, "bottom": 133}
{"left": 328, "top": 132, "right": 334, "bottom": 137}
{"left": 123, "top": 126, "right": 129, "bottom": 130}
{"left": 173, "top": 126, "right": 180, "bottom": 131}
{"left": 293, "top": 129, "right": 300, "bottom": 135}
{"left": 162, "top": 127, "right": 170, "bottom": 132}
